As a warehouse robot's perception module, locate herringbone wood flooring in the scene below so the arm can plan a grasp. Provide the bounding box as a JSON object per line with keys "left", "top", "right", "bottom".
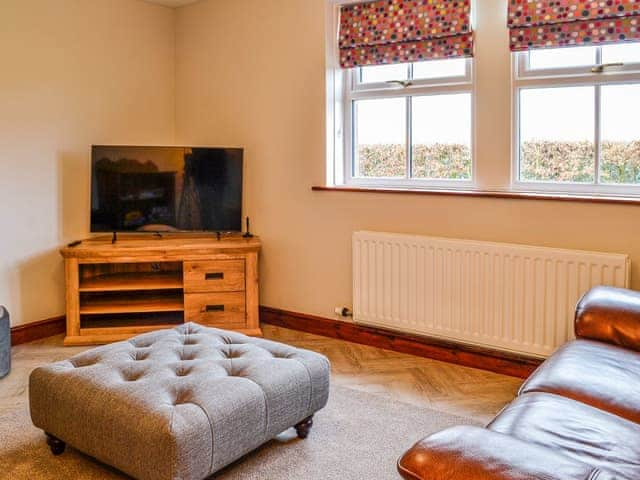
{"left": 262, "top": 325, "right": 522, "bottom": 423}
{"left": 1, "top": 325, "right": 522, "bottom": 424}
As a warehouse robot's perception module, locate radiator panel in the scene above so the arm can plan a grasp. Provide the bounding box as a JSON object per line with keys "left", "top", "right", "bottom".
{"left": 353, "top": 231, "right": 630, "bottom": 357}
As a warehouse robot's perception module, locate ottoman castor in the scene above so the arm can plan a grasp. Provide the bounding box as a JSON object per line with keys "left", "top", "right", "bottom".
{"left": 29, "top": 323, "right": 330, "bottom": 480}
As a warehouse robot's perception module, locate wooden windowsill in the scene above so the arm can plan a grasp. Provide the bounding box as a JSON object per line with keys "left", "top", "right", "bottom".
{"left": 312, "top": 185, "right": 640, "bottom": 206}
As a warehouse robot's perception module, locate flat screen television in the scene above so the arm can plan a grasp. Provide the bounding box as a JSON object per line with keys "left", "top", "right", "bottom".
{"left": 91, "top": 146, "right": 243, "bottom": 233}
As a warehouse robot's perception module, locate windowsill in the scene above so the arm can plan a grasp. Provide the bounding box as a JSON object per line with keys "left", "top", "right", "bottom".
{"left": 312, "top": 185, "right": 640, "bottom": 206}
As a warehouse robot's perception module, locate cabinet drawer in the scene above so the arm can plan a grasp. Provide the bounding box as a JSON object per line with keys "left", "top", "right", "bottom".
{"left": 184, "top": 260, "right": 245, "bottom": 293}
{"left": 184, "top": 292, "right": 246, "bottom": 329}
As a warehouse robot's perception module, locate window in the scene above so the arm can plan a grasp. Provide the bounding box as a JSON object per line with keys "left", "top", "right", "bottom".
{"left": 344, "top": 59, "right": 474, "bottom": 188}
{"left": 331, "top": 0, "right": 474, "bottom": 190}
{"left": 514, "top": 45, "right": 640, "bottom": 193}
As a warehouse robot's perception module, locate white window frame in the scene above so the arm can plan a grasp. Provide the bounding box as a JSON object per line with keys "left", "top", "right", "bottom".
{"left": 325, "top": 0, "right": 476, "bottom": 190}
{"left": 512, "top": 46, "right": 640, "bottom": 196}
{"left": 342, "top": 61, "right": 475, "bottom": 189}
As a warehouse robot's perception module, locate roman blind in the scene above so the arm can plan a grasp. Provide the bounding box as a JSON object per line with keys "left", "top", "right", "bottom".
{"left": 508, "top": 0, "right": 640, "bottom": 51}
{"left": 338, "top": 0, "right": 473, "bottom": 69}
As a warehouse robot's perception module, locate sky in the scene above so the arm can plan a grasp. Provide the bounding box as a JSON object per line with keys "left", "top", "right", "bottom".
{"left": 354, "top": 46, "right": 640, "bottom": 146}
{"left": 355, "top": 94, "right": 472, "bottom": 145}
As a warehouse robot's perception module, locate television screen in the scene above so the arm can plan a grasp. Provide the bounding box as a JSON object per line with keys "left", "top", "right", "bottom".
{"left": 91, "top": 146, "right": 243, "bottom": 233}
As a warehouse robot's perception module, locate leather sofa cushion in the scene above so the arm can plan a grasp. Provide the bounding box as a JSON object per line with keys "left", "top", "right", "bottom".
{"left": 576, "top": 286, "right": 640, "bottom": 351}
{"left": 520, "top": 339, "right": 640, "bottom": 423}
{"left": 397, "top": 425, "right": 615, "bottom": 480}
{"left": 488, "top": 393, "right": 640, "bottom": 480}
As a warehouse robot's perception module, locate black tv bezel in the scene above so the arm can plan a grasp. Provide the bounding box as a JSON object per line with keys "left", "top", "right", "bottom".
{"left": 89, "top": 145, "right": 244, "bottom": 235}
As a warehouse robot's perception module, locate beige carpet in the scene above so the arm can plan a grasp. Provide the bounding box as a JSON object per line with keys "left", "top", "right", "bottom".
{"left": 0, "top": 386, "right": 476, "bottom": 479}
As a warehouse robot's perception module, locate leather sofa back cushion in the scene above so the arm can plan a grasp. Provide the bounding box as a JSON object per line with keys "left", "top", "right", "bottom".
{"left": 519, "top": 339, "right": 640, "bottom": 423}
{"left": 576, "top": 286, "right": 640, "bottom": 351}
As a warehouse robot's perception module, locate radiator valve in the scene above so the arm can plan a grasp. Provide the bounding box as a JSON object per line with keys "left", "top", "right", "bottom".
{"left": 335, "top": 307, "right": 353, "bottom": 318}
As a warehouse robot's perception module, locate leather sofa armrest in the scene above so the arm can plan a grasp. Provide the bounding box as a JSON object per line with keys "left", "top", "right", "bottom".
{"left": 575, "top": 286, "right": 640, "bottom": 352}
{"left": 398, "top": 426, "right": 610, "bottom": 480}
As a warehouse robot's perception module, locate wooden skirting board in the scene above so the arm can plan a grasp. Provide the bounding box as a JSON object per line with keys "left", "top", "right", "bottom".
{"left": 12, "top": 308, "right": 543, "bottom": 378}
{"left": 11, "top": 316, "right": 66, "bottom": 346}
{"left": 260, "top": 307, "right": 542, "bottom": 379}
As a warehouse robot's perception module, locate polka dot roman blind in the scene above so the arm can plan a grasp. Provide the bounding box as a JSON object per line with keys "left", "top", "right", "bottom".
{"left": 338, "top": 0, "right": 473, "bottom": 68}
{"left": 508, "top": 0, "right": 640, "bottom": 51}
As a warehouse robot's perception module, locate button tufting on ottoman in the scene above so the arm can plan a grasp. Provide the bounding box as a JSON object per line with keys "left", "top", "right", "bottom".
{"left": 29, "top": 323, "right": 330, "bottom": 480}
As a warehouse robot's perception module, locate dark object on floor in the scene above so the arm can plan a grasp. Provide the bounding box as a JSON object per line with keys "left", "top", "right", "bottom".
{"left": 0, "top": 306, "right": 10, "bottom": 378}
{"left": 294, "top": 416, "right": 314, "bottom": 439}
{"left": 46, "top": 433, "right": 66, "bottom": 455}
{"left": 399, "top": 286, "right": 640, "bottom": 480}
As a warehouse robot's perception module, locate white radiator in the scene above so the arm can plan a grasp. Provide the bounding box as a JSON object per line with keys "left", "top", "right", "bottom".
{"left": 353, "top": 231, "right": 630, "bottom": 357}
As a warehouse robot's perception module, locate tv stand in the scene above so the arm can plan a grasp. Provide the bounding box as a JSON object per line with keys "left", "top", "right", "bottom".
{"left": 60, "top": 235, "right": 262, "bottom": 346}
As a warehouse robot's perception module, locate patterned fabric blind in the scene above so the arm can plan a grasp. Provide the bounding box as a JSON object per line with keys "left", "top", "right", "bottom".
{"left": 338, "top": 0, "right": 473, "bottom": 69}
{"left": 508, "top": 0, "right": 640, "bottom": 51}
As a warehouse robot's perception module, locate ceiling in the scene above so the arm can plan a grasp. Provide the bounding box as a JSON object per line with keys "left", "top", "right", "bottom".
{"left": 144, "top": 0, "right": 201, "bottom": 7}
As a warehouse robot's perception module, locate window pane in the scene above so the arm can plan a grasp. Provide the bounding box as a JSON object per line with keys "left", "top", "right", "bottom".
{"left": 412, "top": 58, "right": 467, "bottom": 80}
{"left": 360, "top": 64, "right": 409, "bottom": 84}
{"left": 600, "top": 84, "right": 640, "bottom": 185}
{"left": 519, "top": 87, "right": 595, "bottom": 183}
{"left": 354, "top": 98, "right": 407, "bottom": 178}
{"left": 601, "top": 43, "right": 640, "bottom": 64}
{"left": 412, "top": 94, "right": 472, "bottom": 180}
{"left": 528, "top": 46, "right": 596, "bottom": 70}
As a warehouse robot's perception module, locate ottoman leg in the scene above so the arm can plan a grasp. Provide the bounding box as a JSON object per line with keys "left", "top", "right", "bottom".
{"left": 46, "top": 433, "right": 66, "bottom": 455}
{"left": 294, "top": 416, "right": 314, "bottom": 439}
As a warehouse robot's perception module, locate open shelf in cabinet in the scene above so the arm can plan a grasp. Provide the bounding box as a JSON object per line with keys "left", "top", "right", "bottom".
{"left": 79, "top": 262, "right": 183, "bottom": 292}
{"left": 80, "top": 312, "right": 184, "bottom": 336}
{"left": 79, "top": 272, "right": 183, "bottom": 292}
{"left": 79, "top": 290, "right": 184, "bottom": 315}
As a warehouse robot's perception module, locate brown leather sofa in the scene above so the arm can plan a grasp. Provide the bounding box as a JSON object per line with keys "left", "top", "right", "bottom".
{"left": 398, "top": 286, "right": 640, "bottom": 480}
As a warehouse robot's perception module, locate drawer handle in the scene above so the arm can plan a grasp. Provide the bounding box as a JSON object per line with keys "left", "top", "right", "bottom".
{"left": 205, "top": 272, "right": 224, "bottom": 280}
{"left": 202, "top": 304, "right": 225, "bottom": 313}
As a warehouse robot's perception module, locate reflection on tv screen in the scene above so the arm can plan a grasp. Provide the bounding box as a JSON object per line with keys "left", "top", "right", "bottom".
{"left": 91, "top": 146, "right": 243, "bottom": 233}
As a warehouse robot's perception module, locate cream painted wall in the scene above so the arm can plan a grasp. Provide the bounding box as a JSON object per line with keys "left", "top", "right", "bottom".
{"left": 175, "top": 0, "right": 640, "bottom": 321}
{"left": 4, "top": 0, "right": 638, "bottom": 327}
{"left": 0, "top": 0, "right": 175, "bottom": 326}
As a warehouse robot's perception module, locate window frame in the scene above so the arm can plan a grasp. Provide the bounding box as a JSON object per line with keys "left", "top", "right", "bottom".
{"left": 512, "top": 46, "right": 640, "bottom": 195}
{"left": 342, "top": 59, "right": 476, "bottom": 189}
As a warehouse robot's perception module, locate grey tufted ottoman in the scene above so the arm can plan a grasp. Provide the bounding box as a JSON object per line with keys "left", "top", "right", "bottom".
{"left": 29, "top": 323, "right": 330, "bottom": 480}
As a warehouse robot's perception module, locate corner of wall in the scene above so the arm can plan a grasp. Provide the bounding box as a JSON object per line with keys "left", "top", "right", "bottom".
{"left": 172, "top": 5, "right": 179, "bottom": 144}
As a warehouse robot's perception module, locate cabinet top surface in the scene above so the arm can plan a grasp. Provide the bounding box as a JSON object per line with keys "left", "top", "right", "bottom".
{"left": 61, "top": 234, "right": 261, "bottom": 258}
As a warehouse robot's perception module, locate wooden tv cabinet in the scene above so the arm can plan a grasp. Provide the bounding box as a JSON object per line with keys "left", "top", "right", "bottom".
{"left": 60, "top": 235, "right": 261, "bottom": 346}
